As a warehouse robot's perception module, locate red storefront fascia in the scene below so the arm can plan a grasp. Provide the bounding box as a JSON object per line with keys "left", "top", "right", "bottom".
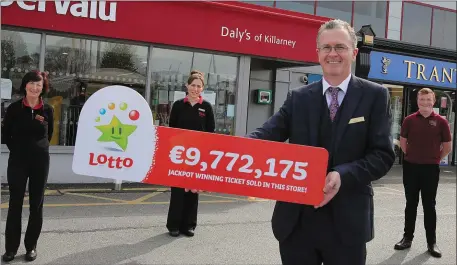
{"left": 1, "top": 1, "right": 330, "bottom": 64}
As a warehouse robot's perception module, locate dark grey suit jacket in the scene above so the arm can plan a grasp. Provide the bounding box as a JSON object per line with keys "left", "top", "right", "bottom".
{"left": 246, "top": 75, "right": 395, "bottom": 246}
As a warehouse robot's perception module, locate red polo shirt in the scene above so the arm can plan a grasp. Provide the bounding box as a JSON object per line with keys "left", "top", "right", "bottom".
{"left": 400, "top": 111, "right": 452, "bottom": 164}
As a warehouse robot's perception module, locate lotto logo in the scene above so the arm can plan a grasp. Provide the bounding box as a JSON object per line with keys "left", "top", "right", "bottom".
{"left": 72, "top": 85, "right": 156, "bottom": 182}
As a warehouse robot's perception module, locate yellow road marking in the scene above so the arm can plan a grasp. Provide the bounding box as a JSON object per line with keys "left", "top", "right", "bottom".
{"left": 1, "top": 187, "right": 167, "bottom": 195}
{"left": 55, "top": 187, "right": 165, "bottom": 193}
{"left": 123, "top": 187, "right": 167, "bottom": 191}
{"left": 201, "top": 193, "right": 256, "bottom": 202}
{"left": 0, "top": 195, "right": 28, "bottom": 207}
{"left": 60, "top": 188, "right": 113, "bottom": 193}
{"left": 128, "top": 190, "right": 167, "bottom": 204}
{"left": 44, "top": 190, "right": 61, "bottom": 196}
{"left": 247, "top": 197, "right": 269, "bottom": 201}
{"left": 65, "top": 192, "right": 130, "bottom": 203}
{"left": 0, "top": 200, "right": 235, "bottom": 208}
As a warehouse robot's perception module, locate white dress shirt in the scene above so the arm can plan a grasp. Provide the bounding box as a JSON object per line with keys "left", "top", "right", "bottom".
{"left": 322, "top": 74, "right": 351, "bottom": 108}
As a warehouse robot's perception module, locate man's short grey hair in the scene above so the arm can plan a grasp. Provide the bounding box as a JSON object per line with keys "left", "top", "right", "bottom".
{"left": 317, "top": 19, "right": 358, "bottom": 49}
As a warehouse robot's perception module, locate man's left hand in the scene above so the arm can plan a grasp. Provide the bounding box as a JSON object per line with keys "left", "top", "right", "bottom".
{"left": 315, "top": 171, "right": 341, "bottom": 208}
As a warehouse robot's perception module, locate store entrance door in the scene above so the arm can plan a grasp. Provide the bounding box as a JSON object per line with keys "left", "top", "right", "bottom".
{"left": 405, "top": 87, "right": 456, "bottom": 166}
{"left": 245, "top": 58, "right": 304, "bottom": 134}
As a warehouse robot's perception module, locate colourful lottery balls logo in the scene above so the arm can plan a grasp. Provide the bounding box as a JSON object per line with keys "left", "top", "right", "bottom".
{"left": 94, "top": 102, "right": 140, "bottom": 151}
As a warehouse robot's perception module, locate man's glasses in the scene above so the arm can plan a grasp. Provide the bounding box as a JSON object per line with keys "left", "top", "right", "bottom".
{"left": 318, "top": 45, "right": 349, "bottom": 54}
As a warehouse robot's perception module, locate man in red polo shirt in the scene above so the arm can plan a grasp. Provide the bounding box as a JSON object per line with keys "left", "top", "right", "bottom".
{"left": 394, "top": 88, "right": 452, "bottom": 258}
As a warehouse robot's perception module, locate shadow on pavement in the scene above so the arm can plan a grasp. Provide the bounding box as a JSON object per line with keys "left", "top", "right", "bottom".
{"left": 45, "top": 232, "right": 176, "bottom": 265}
{"left": 377, "top": 249, "right": 409, "bottom": 265}
{"left": 403, "top": 252, "right": 431, "bottom": 265}
{"left": 377, "top": 249, "right": 432, "bottom": 265}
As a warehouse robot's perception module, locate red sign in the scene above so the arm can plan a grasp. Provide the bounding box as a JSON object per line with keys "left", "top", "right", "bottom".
{"left": 143, "top": 126, "right": 329, "bottom": 206}
{"left": 1, "top": 1, "right": 328, "bottom": 63}
{"left": 72, "top": 85, "right": 329, "bottom": 206}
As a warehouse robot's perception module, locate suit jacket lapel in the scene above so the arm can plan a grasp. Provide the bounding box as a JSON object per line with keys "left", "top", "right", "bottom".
{"left": 308, "top": 81, "right": 323, "bottom": 146}
{"left": 333, "top": 75, "right": 364, "bottom": 152}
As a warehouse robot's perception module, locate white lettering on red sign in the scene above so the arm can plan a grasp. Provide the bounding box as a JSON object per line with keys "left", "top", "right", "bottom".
{"left": 1, "top": 0, "right": 117, "bottom": 22}
{"left": 221, "top": 26, "right": 297, "bottom": 48}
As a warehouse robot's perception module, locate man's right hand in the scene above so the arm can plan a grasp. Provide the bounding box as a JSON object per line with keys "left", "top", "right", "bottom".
{"left": 185, "top": 189, "right": 203, "bottom": 193}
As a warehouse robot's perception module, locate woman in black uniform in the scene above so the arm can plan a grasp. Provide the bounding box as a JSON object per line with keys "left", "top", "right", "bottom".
{"left": 166, "top": 70, "right": 215, "bottom": 237}
{"left": 2, "top": 71, "right": 54, "bottom": 262}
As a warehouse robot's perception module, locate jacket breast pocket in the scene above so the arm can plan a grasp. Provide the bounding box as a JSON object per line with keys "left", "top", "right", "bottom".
{"left": 347, "top": 117, "right": 368, "bottom": 136}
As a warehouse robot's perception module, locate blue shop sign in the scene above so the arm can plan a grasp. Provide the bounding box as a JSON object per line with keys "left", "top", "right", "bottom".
{"left": 368, "top": 51, "right": 457, "bottom": 90}
{"left": 307, "top": 74, "right": 322, "bottom": 84}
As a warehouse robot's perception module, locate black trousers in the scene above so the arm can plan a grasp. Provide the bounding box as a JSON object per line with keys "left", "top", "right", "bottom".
{"left": 402, "top": 160, "right": 440, "bottom": 244}
{"left": 166, "top": 187, "right": 199, "bottom": 232}
{"left": 279, "top": 206, "right": 366, "bottom": 265}
{"left": 5, "top": 152, "right": 50, "bottom": 253}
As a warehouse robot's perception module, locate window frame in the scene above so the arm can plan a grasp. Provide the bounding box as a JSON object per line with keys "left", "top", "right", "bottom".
{"left": 400, "top": 1, "right": 457, "bottom": 47}
{"left": 1, "top": 26, "right": 242, "bottom": 152}
{"left": 239, "top": 1, "right": 390, "bottom": 38}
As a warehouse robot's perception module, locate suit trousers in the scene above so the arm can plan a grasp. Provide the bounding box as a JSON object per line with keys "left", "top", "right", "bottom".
{"left": 279, "top": 205, "right": 367, "bottom": 265}
{"left": 166, "top": 187, "right": 199, "bottom": 231}
{"left": 402, "top": 160, "right": 440, "bottom": 244}
{"left": 5, "top": 152, "right": 49, "bottom": 253}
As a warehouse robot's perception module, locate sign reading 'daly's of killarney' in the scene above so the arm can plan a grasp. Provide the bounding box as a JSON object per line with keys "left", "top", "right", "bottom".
{"left": 72, "top": 86, "right": 329, "bottom": 206}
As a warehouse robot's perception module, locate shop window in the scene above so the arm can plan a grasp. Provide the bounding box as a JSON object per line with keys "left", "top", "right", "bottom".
{"left": 382, "top": 84, "right": 404, "bottom": 165}
{"left": 44, "top": 35, "right": 148, "bottom": 146}
{"left": 275, "top": 1, "right": 314, "bottom": 15}
{"left": 401, "top": 3, "right": 432, "bottom": 46}
{"left": 432, "top": 9, "right": 457, "bottom": 50}
{"left": 353, "top": 1, "right": 387, "bottom": 38}
{"left": 1, "top": 30, "right": 41, "bottom": 128}
{"left": 149, "top": 48, "right": 238, "bottom": 135}
{"left": 316, "top": 1, "right": 352, "bottom": 24}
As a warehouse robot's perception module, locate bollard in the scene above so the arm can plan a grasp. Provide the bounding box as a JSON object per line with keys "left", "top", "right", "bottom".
{"left": 114, "top": 179, "right": 122, "bottom": 191}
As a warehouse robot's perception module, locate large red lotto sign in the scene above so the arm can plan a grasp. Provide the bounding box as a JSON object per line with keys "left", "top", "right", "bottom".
{"left": 73, "top": 86, "right": 329, "bottom": 206}
{"left": 145, "top": 127, "right": 329, "bottom": 205}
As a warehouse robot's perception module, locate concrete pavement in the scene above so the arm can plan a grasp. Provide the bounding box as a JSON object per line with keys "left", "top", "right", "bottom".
{"left": 0, "top": 180, "right": 455, "bottom": 265}
{"left": 1, "top": 165, "right": 454, "bottom": 196}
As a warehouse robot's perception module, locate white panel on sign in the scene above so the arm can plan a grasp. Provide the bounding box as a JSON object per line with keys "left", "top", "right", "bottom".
{"left": 72, "top": 85, "right": 156, "bottom": 182}
{"left": 202, "top": 91, "right": 216, "bottom": 105}
{"left": 173, "top": 91, "right": 186, "bottom": 102}
{"left": 1, "top": 78, "right": 12, "bottom": 100}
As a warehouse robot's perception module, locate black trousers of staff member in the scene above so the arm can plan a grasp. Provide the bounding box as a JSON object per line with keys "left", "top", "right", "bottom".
{"left": 166, "top": 187, "right": 199, "bottom": 232}
{"left": 5, "top": 152, "right": 49, "bottom": 253}
{"left": 402, "top": 160, "right": 440, "bottom": 244}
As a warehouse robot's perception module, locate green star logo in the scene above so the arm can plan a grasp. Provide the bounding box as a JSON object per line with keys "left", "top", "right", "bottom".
{"left": 95, "top": 115, "right": 137, "bottom": 151}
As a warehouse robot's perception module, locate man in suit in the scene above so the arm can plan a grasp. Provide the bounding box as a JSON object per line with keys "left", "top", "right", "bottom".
{"left": 246, "top": 19, "right": 395, "bottom": 265}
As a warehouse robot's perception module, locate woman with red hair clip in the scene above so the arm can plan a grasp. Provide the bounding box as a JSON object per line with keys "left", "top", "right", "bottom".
{"left": 1, "top": 71, "right": 54, "bottom": 262}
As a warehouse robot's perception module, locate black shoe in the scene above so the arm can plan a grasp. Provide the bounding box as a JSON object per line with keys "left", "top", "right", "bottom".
{"left": 427, "top": 243, "right": 442, "bottom": 258}
{"left": 180, "top": 229, "right": 194, "bottom": 237}
{"left": 394, "top": 237, "right": 412, "bottom": 250}
{"left": 2, "top": 252, "right": 16, "bottom": 262}
{"left": 169, "top": 230, "right": 180, "bottom": 237}
{"left": 25, "top": 249, "right": 37, "bottom": 261}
